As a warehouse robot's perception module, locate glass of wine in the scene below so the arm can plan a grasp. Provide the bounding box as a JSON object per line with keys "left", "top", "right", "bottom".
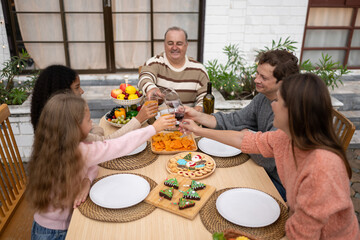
{"left": 165, "top": 97, "right": 187, "bottom": 135}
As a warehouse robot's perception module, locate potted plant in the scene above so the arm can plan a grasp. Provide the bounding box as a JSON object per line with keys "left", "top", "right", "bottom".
{"left": 0, "top": 49, "right": 38, "bottom": 105}
{"left": 205, "top": 37, "right": 349, "bottom": 100}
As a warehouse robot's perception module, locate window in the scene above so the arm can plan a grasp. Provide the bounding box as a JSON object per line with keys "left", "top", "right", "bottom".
{"left": 301, "top": 0, "right": 360, "bottom": 69}
{"left": 1, "top": 0, "right": 205, "bottom": 73}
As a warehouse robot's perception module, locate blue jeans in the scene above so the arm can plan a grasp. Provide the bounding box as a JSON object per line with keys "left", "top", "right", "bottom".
{"left": 269, "top": 175, "right": 287, "bottom": 202}
{"left": 31, "top": 221, "right": 67, "bottom": 240}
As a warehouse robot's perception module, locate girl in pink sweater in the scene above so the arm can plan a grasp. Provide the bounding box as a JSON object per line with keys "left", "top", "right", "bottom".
{"left": 181, "top": 73, "right": 359, "bottom": 239}
{"left": 26, "top": 92, "right": 176, "bottom": 240}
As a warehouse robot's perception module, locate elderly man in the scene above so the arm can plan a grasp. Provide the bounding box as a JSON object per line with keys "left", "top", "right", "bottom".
{"left": 181, "top": 49, "right": 300, "bottom": 201}
{"left": 138, "top": 26, "right": 209, "bottom": 112}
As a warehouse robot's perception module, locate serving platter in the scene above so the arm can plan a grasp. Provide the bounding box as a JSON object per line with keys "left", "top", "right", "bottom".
{"left": 151, "top": 131, "right": 197, "bottom": 154}
{"left": 166, "top": 152, "right": 216, "bottom": 180}
{"left": 145, "top": 174, "right": 216, "bottom": 219}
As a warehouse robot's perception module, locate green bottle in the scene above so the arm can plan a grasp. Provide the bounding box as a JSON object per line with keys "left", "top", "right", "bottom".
{"left": 203, "top": 82, "right": 215, "bottom": 114}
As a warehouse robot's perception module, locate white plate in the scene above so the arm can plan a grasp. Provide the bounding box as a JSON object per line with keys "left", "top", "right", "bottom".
{"left": 127, "top": 142, "right": 147, "bottom": 156}
{"left": 90, "top": 174, "right": 150, "bottom": 209}
{"left": 198, "top": 137, "right": 241, "bottom": 157}
{"left": 216, "top": 188, "right": 280, "bottom": 227}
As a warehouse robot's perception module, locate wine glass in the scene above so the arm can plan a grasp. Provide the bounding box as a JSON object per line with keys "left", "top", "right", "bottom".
{"left": 165, "top": 97, "right": 187, "bottom": 135}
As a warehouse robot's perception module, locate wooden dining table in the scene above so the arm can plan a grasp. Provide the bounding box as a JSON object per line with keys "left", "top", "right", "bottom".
{"left": 65, "top": 117, "right": 288, "bottom": 240}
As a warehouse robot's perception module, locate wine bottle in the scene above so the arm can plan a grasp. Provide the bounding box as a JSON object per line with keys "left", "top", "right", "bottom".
{"left": 203, "top": 82, "right": 215, "bottom": 114}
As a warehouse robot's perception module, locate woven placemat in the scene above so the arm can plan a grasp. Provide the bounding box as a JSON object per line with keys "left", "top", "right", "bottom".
{"left": 199, "top": 188, "right": 288, "bottom": 240}
{"left": 78, "top": 173, "right": 157, "bottom": 222}
{"left": 99, "top": 142, "right": 158, "bottom": 170}
{"left": 196, "top": 138, "right": 250, "bottom": 168}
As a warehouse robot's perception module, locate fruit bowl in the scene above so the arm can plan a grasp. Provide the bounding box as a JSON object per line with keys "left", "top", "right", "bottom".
{"left": 104, "top": 110, "right": 132, "bottom": 128}
{"left": 111, "top": 94, "right": 144, "bottom": 106}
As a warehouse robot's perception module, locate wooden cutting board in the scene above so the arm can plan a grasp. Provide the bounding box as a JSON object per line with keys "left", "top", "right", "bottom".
{"left": 144, "top": 174, "right": 216, "bottom": 220}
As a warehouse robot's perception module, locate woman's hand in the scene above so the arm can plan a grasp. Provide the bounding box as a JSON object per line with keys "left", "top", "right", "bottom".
{"left": 135, "top": 102, "right": 158, "bottom": 123}
{"left": 152, "top": 114, "right": 176, "bottom": 133}
{"left": 73, "top": 178, "right": 91, "bottom": 208}
{"left": 179, "top": 119, "right": 201, "bottom": 135}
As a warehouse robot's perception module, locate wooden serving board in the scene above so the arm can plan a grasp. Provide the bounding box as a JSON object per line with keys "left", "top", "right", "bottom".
{"left": 144, "top": 174, "right": 216, "bottom": 220}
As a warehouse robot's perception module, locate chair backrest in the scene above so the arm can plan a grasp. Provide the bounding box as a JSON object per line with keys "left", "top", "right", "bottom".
{"left": 332, "top": 108, "right": 356, "bottom": 150}
{"left": 0, "top": 104, "right": 27, "bottom": 234}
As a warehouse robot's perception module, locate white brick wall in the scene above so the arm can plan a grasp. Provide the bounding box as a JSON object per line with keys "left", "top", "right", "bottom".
{"left": 203, "top": 0, "right": 309, "bottom": 64}
{"left": 8, "top": 100, "right": 34, "bottom": 162}
{"left": 0, "top": 3, "right": 10, "bottom": 64}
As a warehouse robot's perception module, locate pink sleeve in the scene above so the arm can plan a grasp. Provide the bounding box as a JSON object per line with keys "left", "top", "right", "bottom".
{"left": 240, "top": 130, "right": 277, "bottom": 158}
{"left": 79, "top": 125, "right": 156, "bottom": 167}
{"left": 85, "top": 165, "right": 99, "bottom": 183}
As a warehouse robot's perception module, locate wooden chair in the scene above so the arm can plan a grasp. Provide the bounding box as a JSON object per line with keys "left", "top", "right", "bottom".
{"left": 332, "top": 108, "right": 356, "bottom": 150}
{"left": 0, "top": 104, "right": 34, "bottom": 239}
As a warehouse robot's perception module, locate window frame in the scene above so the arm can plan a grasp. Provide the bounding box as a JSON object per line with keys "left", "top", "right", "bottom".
{"left": 301, "top": 0, "right": 360, "bottom": 69}
{"left": 1, "top": 0, "right": 206, "bottom": 73}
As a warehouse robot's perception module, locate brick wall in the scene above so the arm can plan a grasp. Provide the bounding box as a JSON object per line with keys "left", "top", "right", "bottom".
{"left": 0, "top": 3, "right": 10, "bottom": 64}
{"left": 203, "top": 0, "right": 308, "bottom": 64}
{"left": 8, "top": 99, "right": 33, "bottom": 162}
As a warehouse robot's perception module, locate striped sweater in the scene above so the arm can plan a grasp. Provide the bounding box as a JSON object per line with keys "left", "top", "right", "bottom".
{"left": 138, "top": 52, "right": 209, "bottom": 107}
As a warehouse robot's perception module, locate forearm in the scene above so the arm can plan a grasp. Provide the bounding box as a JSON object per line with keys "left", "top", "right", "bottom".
{"left": 194, "top": 113, "right": 217, "bottom": 128}
{"left": 195, "top": 127, "right": 246, "bottom": 149}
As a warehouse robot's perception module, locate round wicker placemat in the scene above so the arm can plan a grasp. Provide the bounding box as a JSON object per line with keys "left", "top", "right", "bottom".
{"left": 99, "top": 142, "right": 158, "bottom": 170}
{"left": 199, "top": 188, "right": 288, "bottom": 240}
{"left": 196, "top": 138, "right": 249, "bottom": 168}
{"left": 78, "top": 173, "right": 157, "bottom": 222}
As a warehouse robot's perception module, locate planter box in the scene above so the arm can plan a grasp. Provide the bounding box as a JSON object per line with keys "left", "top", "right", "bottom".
{"left": 8, "top": 96, "right": 33, "bottom": 162}
{"left": 213, "top": 88, "right": 343, "bottom": 110}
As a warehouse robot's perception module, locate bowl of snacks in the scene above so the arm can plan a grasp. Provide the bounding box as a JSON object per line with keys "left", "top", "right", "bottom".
{"left": 105, "top": 105, "right": 140, "bottom": 127}
{"left": 110, "top": 83, "right": 144, "bottom": 105}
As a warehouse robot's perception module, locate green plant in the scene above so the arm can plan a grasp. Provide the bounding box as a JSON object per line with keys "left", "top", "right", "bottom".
{"left": 206, "top": 44, "right": 256, "bottom": 100}
{"left": 205, "top": 37, "right": 350, "bottom": 100}
{"left": 300, "top": 53, "right": 349, "bottom": 90}
{"left": 0, "top": 50, "right": 38, "bottom": 105}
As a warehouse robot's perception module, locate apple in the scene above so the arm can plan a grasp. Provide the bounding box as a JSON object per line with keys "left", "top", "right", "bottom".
{"left": 120, "top": 83, "right": 131, "bottom": 92}
{"left": 111, "top": 89, "right": 122, "bottom": 98}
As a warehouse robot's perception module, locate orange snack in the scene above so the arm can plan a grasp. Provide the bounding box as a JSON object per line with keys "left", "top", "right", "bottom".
{"left": 151, "top": 131, "right": 196, "bottom": 152}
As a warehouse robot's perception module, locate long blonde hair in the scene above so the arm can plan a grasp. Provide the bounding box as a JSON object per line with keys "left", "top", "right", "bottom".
{"left": 26, "top": 92, "right": 87, "bottom": 211}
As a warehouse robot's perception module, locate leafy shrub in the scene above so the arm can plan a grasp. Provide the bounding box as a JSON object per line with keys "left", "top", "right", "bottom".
{"left": 0, "top": 50, "right": 38, "bottom": 105}
{"left": 205, "top": 37, "right": 349, "bottom": 100}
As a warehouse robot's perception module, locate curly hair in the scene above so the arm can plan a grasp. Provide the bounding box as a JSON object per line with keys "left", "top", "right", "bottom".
{"left": 31, "top": 65, "right": 78, "bottom": 130}
{"left": 256, "top": 49, "right": 299, "bottom": 82}
{"left": 26, "top": 92, "right": 86, "bottom": 211}
{"left": 280, "top": 73, "right": 351, "bottom": 179}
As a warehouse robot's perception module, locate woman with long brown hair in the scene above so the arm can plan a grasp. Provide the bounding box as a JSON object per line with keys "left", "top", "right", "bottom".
{"left": 180, "top": 73, "right": 359, "bottom": 239}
